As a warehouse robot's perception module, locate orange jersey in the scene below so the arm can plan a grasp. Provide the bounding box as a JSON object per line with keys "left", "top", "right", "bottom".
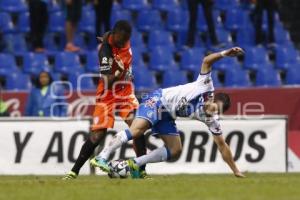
{"left": 91, "top": 32, "right": 138, "bottom": 131}
{"left": 97, "top": 33, "right": 133, "bottom": 95}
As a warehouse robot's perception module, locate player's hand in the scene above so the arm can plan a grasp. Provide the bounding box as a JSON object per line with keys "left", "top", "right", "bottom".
{"left": 234, "top": 171, "right": 246, "bottom": 178}
{"left": 224, "top": 47, "right": 245, "bottom": 57}
{"left": 114, "top": 54, "right": 125, "bottom": 71}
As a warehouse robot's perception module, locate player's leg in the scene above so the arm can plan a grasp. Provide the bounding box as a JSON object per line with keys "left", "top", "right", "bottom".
{"left": 97, "top": 117, "right": 150, "bottom": 160}
{"left": 126, "top": 114, "right": 181, "bottom": 178}
{"left": 96, "top": 91, "right": 156, "bottom": 164}
{"left": 118, "top": 97, "right": 148, "bottom": 176}
{"left": 63, "top": 129, "right": 106, "bottom": 179}
{"left": 132, "top": 135, "right": 181, "bottom": 166}
{"left": 91, "top": 118, "right": 151, "bottom": 172}
{"left": 126, "top": 135, "right": 181, "bottom": 178}
{"left": 63, "top": 101, "right": 114, "bottom": 179}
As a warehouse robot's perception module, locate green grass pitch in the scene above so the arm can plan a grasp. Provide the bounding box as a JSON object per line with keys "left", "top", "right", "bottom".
{"left": 0, "top": 173, "right": 299, "bottom": 200}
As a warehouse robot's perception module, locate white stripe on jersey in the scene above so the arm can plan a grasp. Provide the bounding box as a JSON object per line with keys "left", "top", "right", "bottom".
{"left": 161, "top": 72, "right": 222, "bottom": 135}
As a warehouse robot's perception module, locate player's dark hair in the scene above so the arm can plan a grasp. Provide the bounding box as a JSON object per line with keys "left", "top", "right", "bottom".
{"left": 112, "top": 20, "right": 132, "bottom": 40}
{"left": 214, "top": 93, "right": 231, "bottom": 113}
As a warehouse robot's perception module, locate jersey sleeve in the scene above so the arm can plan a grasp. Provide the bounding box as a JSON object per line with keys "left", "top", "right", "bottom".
{"left": 195, "top": 72, "right": 214, "bottom": 92}
{"left": 98, "top": 42, "right": 113, "bottom": 74}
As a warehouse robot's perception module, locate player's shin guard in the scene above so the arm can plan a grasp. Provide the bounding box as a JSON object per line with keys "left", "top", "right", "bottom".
{"left": 99, "top": 129, "right": 133, "bottom": 160}
{"left": 134, "top": 146, "right": 171, "bottom": 167}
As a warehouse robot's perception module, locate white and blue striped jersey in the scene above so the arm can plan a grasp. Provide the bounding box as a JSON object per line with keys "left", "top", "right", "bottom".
{"left": 160, "top": 72, "right": 222, "bottom": 135}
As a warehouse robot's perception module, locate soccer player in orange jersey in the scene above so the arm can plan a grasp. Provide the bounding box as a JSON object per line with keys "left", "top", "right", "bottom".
{"left": 63, "top": 20, "right": 147, "bottom": 179}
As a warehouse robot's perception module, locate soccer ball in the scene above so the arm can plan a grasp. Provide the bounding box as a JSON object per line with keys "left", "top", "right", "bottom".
{"left": 108, "top": 159, "right": 130, "bottom": 179}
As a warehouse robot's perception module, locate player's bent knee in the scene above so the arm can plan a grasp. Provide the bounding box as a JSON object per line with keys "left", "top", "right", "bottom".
{"left": 169, "top": 146, "right": 182, "bottom": 158}
{"left": 129, "top": 126, "right": 146, "bottom": 139}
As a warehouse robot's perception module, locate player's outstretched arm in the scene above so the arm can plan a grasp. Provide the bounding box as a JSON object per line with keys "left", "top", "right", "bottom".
{"left": 201, "top": 47, "right": 245, "bottom": 74}
{"left": 213, "top": 134, "right": 246, "bottom": 178}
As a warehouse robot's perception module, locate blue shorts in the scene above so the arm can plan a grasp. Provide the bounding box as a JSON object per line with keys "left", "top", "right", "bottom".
{"left": 136, "top": 89, "right": 179, "bottom": 136}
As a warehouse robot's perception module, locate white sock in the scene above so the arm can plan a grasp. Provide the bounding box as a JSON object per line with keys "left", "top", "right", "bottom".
{"left": 99, "top": 129, "right": 132, "bottom": 160}
{"left": 134, "top": 146, "right": 171, "bottom": 167}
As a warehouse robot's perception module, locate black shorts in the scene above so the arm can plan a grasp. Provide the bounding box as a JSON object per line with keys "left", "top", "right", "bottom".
{"left": 65, "top": 0, "right": 82, "bottom": 24}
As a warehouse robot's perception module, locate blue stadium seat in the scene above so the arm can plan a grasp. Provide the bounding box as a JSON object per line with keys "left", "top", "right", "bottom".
{"left": 262, "top": 12, "right": 280, "bottom": 31}
{"left": 236, "top": 28, "right": 255, "bottom": 46}
{"left": 79, "top": 10, "right": 95, "bottom": 34}
{"left": 110, "top": 10, "right": 132, "bottom": 28}
{"left": 197, "top": 7, "right": 208, "bottom": 32}
{"left": 133, "top": 69, "right": 158, "bottom": 91}
{"left": 131, "top": 46, "right": 144, "bottom": 66}
{"left": 180, "top": 48, "right": 205, "bottom": 72}
{"left": 149, "top": 47, "right": 176, "bottom": 71}
{"left": 215, "top": 0, "right": 238, "bottom": 10}
{"left": 214, "top": 28, "right": 232, "bottom": 45}
{"left": 132, "top": 62, "right": 148, "bottom": 75}
{"left": 50, "top": 72, "right": 62, "bottom": 81}
{"left": 68, "top": 73, "right": 96, "bottom": 90}
{"left": 82, "top": 3, "right": 93, "bottom": 12}
{"left": 0, "top": 53, "right": 19, "bottom": 75}
{"left": 3, "top": 33, "right": 28, "bottom": 54}
{"left": 43, "top": 33, "right": 63, "bottom": 52}
{"left": 211, "top": 71, "right": 222, "bottom": 87}
{"left": 244, "top": 46, "right": 269, "bottom": 70}
{"left": 85, "top": 51, "right": 99, "bottom": 73}
{"left": 224, "top": 67, "right": 251, "bottom": 87}
{"left": 0, "top": 0, "right": 27, "bottom": 13}
{"left": 122, "top": 0, "right": 149, "bottom": 11}
{"left": 214, "top": 57, "right": 240, "bottom": 71}
{"left": 6, "top": 73, "right": 31, "bottom": 90}
{"left": 54, "top": 52, "right": 82, "bottom": 74}
{"left": 162, "top": 70, "right": 188, "bottom": 88}
{"left": 137, "top": 10, "right": 163, "bottom": 32}
{"left": 255, "top": 66, "right": 281, "bottom": 86}
{"left": 166, "top": 9, "right": 189, "bottom": 32}
{"left": 112, "top": 2, "right": 121, "bottom": 12}
{"left": 17, "top": 12, "right": 30, "bottom": 33}
{"left": 49, "top": 11, "right": 64, "bottom": 33}
{"left": 48, "top": 1, "right": 61, "bottom": 13}
{"left": 225, "top": 9, "right": 250, "bottom": 31}
{"left": 73, "top": 34, "right": 88, "bottom": 50}
{"left": 23, "top": 53, "right": 51, "bottom": 75}
{"left": 275, "top": 26, "right": 291, "bottom": 45}
{"left": 175, "top": 30, "right": 204, "bottom": 49}
{"left": 153, "top": 0, "right": 177, "bottom": 11}
{"left": 131, "top": 30, "right": 145, "bottom": 48}
{"left": 148, "top": 30, "right": 175, "bottom": 51}
{"left": 286, "top": 67, "right": 300, "bottom": 85}
{"left": 0, "top": 12, "right": 15, "bottom": 33}
{"left": 275, "top": 46, "right": 300, "bottom": 69}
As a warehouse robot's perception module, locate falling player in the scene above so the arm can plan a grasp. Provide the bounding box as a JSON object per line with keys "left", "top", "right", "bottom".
{"left": 91, "top": 47, "right": 246, "bottom": 178}
{"left": 63, "top": 20, "right": 148, "bottom": 179}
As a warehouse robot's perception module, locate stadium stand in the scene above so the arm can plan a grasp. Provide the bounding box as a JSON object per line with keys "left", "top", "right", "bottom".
{"left": 0, "top": 0, "right": 299, "bottom": 92}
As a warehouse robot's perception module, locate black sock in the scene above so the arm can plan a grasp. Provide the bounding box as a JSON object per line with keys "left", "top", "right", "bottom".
{"left": 133, "top": 135, "right": 147, "bottom": 171}
{"left": 71, "top": 138, "right": 99, "bottom": 175}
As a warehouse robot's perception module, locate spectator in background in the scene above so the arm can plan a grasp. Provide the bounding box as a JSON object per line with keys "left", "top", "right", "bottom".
{"left": 253, "top": 0, "right": 277, "bottom": 46}
{"left": 63, "top": 0, "right": 82, "bottom": 52}
{"left": 186, "top": 0, "right": 219, "bottom": 47}
{"left": 0, "top": 99, "right": 9, "bottom": 116}
{"left": 29, "top": 0, "right": 49, "bottom": 52}
{"left": 94, "top": 0, "right": 112, "bottom": 36}
{"left": 25, "top": 71, "right": 67, "bottom": 117}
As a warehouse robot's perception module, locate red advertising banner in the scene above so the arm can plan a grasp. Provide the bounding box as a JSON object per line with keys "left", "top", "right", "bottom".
{"left": 2, "top": 87, "right": 300, "bottom": 130}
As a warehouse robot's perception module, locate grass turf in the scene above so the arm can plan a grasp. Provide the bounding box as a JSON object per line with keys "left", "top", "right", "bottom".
{"left": 0, "top": 173, "right": 299, "bottom": 200}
